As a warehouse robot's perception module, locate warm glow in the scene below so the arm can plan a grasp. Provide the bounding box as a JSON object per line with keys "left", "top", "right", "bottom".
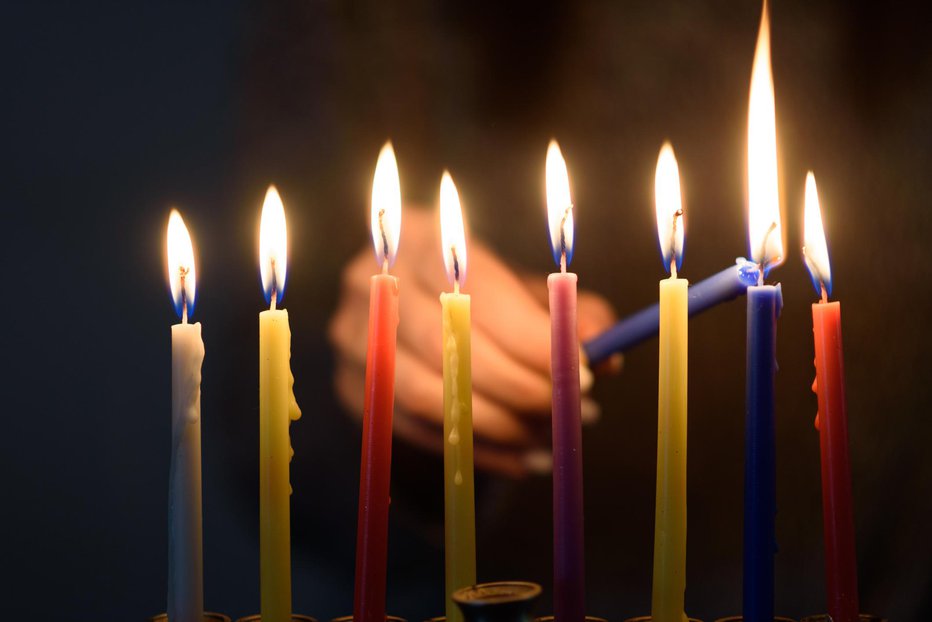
{"left": 259, "top": 185, "right": 288, "bottom": 305}
{"left": 546, "top": 140, "right": 574, "bottom": 267}
{"left": 439, "top": 171, "right": 468, "bottom": 288}
{"left": 166, "top": 209, "right": 196, "bottom": 320}
{"left": 747, "top": 2, "right": 784, "bottom": 269}
{"left": 371, "top": 142, "right": 402, "bottom": 269}
{"left": 803, "top": 172, "right": 832, "bottom": 297}
{"left": 655, "top": 142, "right": 685, "bottom": 273}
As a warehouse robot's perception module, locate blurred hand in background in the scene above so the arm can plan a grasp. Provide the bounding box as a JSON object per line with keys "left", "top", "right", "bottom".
{"left": 330, "top": 207, "right": 618, "bottom": 477}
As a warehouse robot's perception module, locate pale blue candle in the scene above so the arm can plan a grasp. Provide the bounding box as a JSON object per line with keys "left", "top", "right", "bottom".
{"left": 583, "top": 259, "right": 759, "bottom": 364}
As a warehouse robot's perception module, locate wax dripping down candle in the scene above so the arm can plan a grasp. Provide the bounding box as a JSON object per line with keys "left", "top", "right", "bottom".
{"left": 166, "top": 210, "right": 205, "bottom": 622}
{"left": 354, "top": 142, "right": 402, "bottom": 622}
{"left": 545, "top": 140, "right": 586, "bottom": 622}
{"left": 804, "top": 173, "right": 859, "bottom": 622}
{"left": 743, "top": 5, "right": 785, "bottom": 621}
{"left": 258, "top": 185, "right": 302, "bottom": 622}
{"left": 651, "top": 143, "right": 690, "bottom": 622}
{"left": 439, "top": 172, "right": 477, "bottom": 622}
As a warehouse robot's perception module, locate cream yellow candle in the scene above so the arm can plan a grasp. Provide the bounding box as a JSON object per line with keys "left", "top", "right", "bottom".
{"left": 259, "top": 186, "right": 302, "bottom": 622}
{"left": 166, "top": 210, "right": 205, "bottom": 622}
{"left": 651, "top": 143, "right": 689, "bottom": 622}
{"left": 439, "top": 172, "right": 477, "bottom": 622}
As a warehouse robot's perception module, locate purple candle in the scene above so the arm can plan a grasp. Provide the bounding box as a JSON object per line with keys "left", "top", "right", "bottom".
{"left": 546, "top": 140, "right": 586, "bottom": 622}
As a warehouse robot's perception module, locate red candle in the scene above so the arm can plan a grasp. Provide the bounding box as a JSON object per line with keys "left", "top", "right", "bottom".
{"left": 353, "top": 142, "right": 402, "bottom": 622}
{"left": 546, "top": 141, "right": 586, "bottom": 622}
{"left": 804, "top": 173, "right": 859, "bottom": 622}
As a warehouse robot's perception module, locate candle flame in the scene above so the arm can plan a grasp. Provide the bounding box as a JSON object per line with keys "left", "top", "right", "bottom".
{"left": 371, "top": 142, "right": 402, "bottom": 269}
{"left": 259, "top": 185, "right": 288, "bottom": 305}
{"left": 546, "top": 140, "right": 574, "bottom": 267}
{"left": 166, "top": 209, "right": 197, "bottom": 320}
{"left": 440, "top": 171, "right": 468, "bottom": 288}
{"left": 803, "top": 172, "right": 832, "bottom": 297}
{"left": 655, "top": 142, "right": 685, "bottom": 273}
{"left": 747, "top": 2, "right": 784, "bottom": 271}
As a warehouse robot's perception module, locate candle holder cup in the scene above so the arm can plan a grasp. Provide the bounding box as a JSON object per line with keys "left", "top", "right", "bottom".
{"left": 624, "top": 615, "right": 704, "bottom": 622}
{"left": 713, "top": 616, "right": 796, "bottom": 622}
{"left": 235, "top": 615, "right": 319, "bottom": 622}
{"left": 800, "top": 615, "right": 886, "bottom": 622}
{"left": 533, "top": 615, "right": 607, "bottom": 622}
{"left": 450, "top": 581, "right": 542, "bottom": 622}
{"left": 330, "top": 615, "right": 407, "bottom": 622}
{"left": 150, "top": 614, "right": 232, "bottom": 622}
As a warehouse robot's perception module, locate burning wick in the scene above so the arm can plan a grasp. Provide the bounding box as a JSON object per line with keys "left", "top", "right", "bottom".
{"left": 378, "top": 208, "right": 390, "bottom": 274}
{"left": 560, "top": 204, "right": 573, "bottom": 272}
{"left": 670, "top": 208, "right": 684, "bottom": 279}
{"left": 179, "top": 266, "right": 190, "bottom": 323}
{"left": 269, "top": 258, "right": 278, "bottom": 311}
{"left": 451, "top": 246, "right": 461, "bottom": 294}
{"left": 757, "top": 221, "right": 780, "bottom": 284}
{"left": 802, "top": 245, "right": 829, "bottom": 303}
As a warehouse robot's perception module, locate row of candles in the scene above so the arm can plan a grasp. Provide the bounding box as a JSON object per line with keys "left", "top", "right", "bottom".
{"left": 163, "top": 5, "right": 859, "bottom": 622}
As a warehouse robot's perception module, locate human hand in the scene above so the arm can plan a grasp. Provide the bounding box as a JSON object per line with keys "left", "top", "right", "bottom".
{"left": 329, "top": 207, "right": 618, "bottom": 477}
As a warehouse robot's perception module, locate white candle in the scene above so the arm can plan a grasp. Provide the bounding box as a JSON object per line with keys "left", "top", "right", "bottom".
{"left": 167, "top": 209, "right": 205, "bottom": 622}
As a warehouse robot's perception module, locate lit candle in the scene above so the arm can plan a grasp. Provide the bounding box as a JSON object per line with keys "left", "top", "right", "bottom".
{"left": 439, "top": 172, "right": 477, "bottom": 622}
{"left": 545, "top": 140, "right": 586, "bottom": 622}
{"left": 651, "top": 143, "right": 689, "bottom": 622}
{"left": 258, "top": 185, "right": 302, "bottom": 622}
{"left": 166, "top": 210, "right": 205, "bottom": 622}
{"left": 582, "top": 259, "right": 760, "bottom": 365}
{"left": 743, "top": 5, "right": 784, "bottom": 621}
{"left": 803, "top": 173, "right": 859, "bottom": 622}
{"left": 354, "top": 142, "right": 402, "bottom": 622}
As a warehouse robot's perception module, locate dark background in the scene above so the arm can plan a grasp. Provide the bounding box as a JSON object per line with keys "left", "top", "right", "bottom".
{"left": 2, "top": 1, "right": 931, "bottom": 620}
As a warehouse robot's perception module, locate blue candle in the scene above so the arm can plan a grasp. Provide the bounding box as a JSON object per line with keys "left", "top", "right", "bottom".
{"left": 743, "top": 283, "right": 782, "bottom": 622}
{"left": 582, "top": 259, "right": 759, "bottom": 364}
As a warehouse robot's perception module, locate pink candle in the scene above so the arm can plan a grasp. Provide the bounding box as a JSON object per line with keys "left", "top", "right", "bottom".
{"left": 546, "top": 140, "right": 585, "bottom": 622}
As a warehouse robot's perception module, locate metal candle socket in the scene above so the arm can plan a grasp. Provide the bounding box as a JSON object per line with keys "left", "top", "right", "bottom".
{"left": 533, "top": 615, "right": 607, "bottom": 622}
{"left": 150, "top": 614, "right": 231, "bottom": 622}
{"left": 330, "top": 615, "right": 407, "bottom": 622}
{"left": 713, "top": 616, "right": 796, "bottom": 622}
{"left": 449, "top": 581, "right": 542, "bottom": 622}
{"left": 235, "top": 616, "right": 319, "bottom": 622}
{"left": 799, "top": 615, "right": 887, "bottom": 622}
{"left": 623, "top": 615, "right": 704, "bottom": 622}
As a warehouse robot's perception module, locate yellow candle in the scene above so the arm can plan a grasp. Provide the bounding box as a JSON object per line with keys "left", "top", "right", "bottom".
{"left": 259, "top": 186, "right": 302, "bottom": 622}
{"left": 440, "top": 172, "right": 477, "bottom": 622}
{"left": 651, "top": 144, "right": 688, "bottom": 622}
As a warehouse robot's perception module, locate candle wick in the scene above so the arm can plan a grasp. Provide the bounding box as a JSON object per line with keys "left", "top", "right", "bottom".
{"left": 269, "top": 257, "right": 279, "bottom": 309}
{"left": 451, "top": 246, "right": 461, "bottom": 288}
{"left": 820, "top": 283, "right": 828, "bottom": 304}
{"left": 179, "top": 266, "right": 189, "bottom": 324}
{"left": 670, "top": 208, "right": 684, "bottom": 275}
{"left": 755, "top": 221, "right": 780, "bottom": 285}
{"left": 560, "top": 204, "right": 572, "bottom": 273}
{"left": 378, "top": 208, "right": 390, "bottom": 267}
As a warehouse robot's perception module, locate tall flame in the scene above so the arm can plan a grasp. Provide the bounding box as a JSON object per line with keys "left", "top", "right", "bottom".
{"left": 747, "top": 2, "right": 784, "bottom": 270}
{"left": 655, "top": 142, "right": 685, "bottom": 273}
{"left": 259, "top": 185, "right": 288, "bottom": 305}
{"left": 166, "top": 209, "right": 197, "bottom": 320}
{"left": 371, "top": 142, "right": 402, "bottom": 269}
{"left": 440, "top": 171, "right": 468, "bottom": 288}
{"left": 546, "top": 140, "right": 574, "bottom": 267}
{"left": 803, "top": 172, "right": 832, "bottom": 297}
